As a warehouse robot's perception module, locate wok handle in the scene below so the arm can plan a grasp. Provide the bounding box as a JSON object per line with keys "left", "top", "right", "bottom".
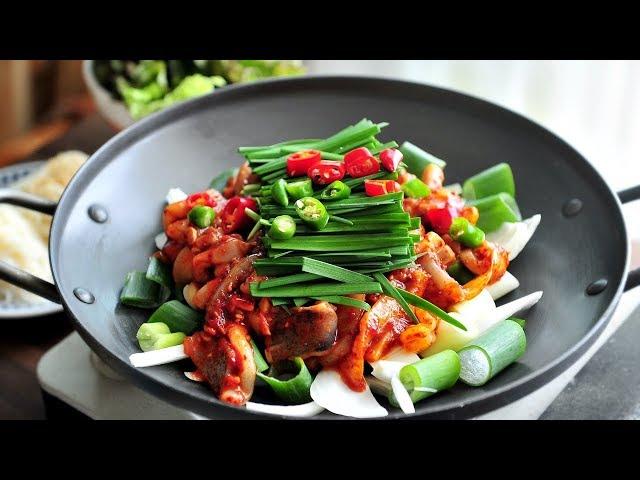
{"left": 0, "top": 189, "right": 61, "bottom": 304}
{"left": 0, "top": 188, "right": 57, "bottom": 215}
{"left": 618, "top": 186, "right": 640, "bottom": 291}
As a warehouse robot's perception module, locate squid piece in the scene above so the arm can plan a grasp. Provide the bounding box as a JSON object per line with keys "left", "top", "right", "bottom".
{"left": 205, "top": 254, "right": 261, "bottom": 331}
{"left": 165, "top": 219, "right": 198, "bottom": 245}
{"left": 329, "top": 295, "right": 411, "bottom": 392}
{"left": 192, "top": 237, "right": 251, "bottom": 282}
{"left": 418, "top": 253, "right": 464, "bottom": 308}
{"left": 459, "top": 242, "right": 494, "bottom": 276}
{"left": 266, "top": 301, "right": 338, "bottom": 363}
{"left": 191, "top": 227, "right": 223, "bottom": 254}
{"left": 173, "top": 247, "right": 194, "bottom": 284}
{"left": 247, "top": 298, "right": 272, "bottom": 337}
{"left": 315, "top": 294, "right": 367, "bottom": 365}
{"left": 163, "top": 200, "right": 190, "bottom": 230}
{"left": 183, "top": 324, "right": 256, "bottom": 406}
{"left": 183, "top": 278, "right": 223, "bottom": 310}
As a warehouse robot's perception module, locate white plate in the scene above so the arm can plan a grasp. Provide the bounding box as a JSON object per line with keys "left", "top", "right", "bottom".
{"left": 0, "top": 161, "right": 63, "bottom": 319}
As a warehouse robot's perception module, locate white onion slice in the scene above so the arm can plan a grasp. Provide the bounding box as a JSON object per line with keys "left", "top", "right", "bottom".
{"left": 155, "top": 232, "right": 168, "bottom": 250}
{"left": 486, "top": 271, "right": 520, "bottom": 300}
{"left": 391, "top": 375, "right": 415, "bottom": 414}
{"left": 371, "top": 360, "right": 408, "bottom": 384}
{"left": 129, "top": 345, "right": 187, "bottom": 367}
{"left": 384, "top": 348, "right": 421, "bottom": 364}
{"left": 492, "top": 291, "right": 543, "bottom": 322}
{"left": 184, "top": 371, "right": 204, "bottom": 382}
{"left": 310, "top": 369, "right": 388, "bottom": 418}
{"left": 166, "top": 188, "right": 188, "bottom": 204}
{"left": 450, "top": 289, "right": 496, "bottom": 326}
{"left": 370, "top": 348, "right": 420, "bottom": 383}
{"left": 487, "top": 214, "right": 541, "bottom": 261}
{"left": 421, "top": 292, "right": 542, "bottom": 357}
{"left": 246, "top": 401, "right": 325, "bottom": 418}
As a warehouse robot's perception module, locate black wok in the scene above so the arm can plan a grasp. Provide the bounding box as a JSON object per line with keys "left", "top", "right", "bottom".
{"left": 2, "top": 76, "right": 639, "bottom": 419}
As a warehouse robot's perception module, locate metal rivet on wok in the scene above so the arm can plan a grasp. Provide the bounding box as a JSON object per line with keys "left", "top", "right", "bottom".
{"left": 562, "top": 198, "right": 583, "bottom": 217}
{"left": 74, "top": 288, "right": 95, "bottom": 304}
{"left": 586, "top": 279, "right": 607, "bottom": 296}
{"left": 88, "top": 204, "right": 108, "bottom": 223}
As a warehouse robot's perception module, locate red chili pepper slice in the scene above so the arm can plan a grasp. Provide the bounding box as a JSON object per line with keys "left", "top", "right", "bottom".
{"left": 286, "top": 149, "right": 322, "bottom": 177}
{"left": 345, "top": 155, "right": 380, "bottom": 178}
{"left": 364, "top": 179, "right": 402, "bottom": 196}
{"left": 307, "top": 160, "right": 346, "bottom": 185}
{"left": 425, "top": 208, "right": 455, "bottom": 234}
{"left": 379, "top": 148, "right": 403, "bottom": 172}
{"left": 186, "top": 192, "right": 215, "bottom": 209}
{"left": 344, "top": 147, "right": 372, "bottom": 164}
{"left": 221, "top": 196, "right": 258, "bottom": 234}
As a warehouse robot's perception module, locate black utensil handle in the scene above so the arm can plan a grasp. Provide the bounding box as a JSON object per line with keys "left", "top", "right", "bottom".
{"left": 0, "top": 188, "right": 57, "bottom": 215}
{"left": 619, "top": 186, "right": 640, "bottom": 291}
{"left": 0, "top": 189, "right": 61, "bottom": 303}
{"left": 0, "top": 261, "right": 61, "bottom": 303}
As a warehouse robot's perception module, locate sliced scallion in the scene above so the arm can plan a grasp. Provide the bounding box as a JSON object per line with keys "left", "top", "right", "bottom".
{"left": 311, "top": 295, "right": 371, "bottom": 311}
{"left": 147, "top": 300, "right": 202, "bottom": 335}
{"left": 120, "top": 271, "right": 163, "bottom": 308}
{"left": 257, "top": 272, "right": 323, "bottom": 289}
{"left": 398, "top": 289, "right": 467, "bottom": 331}
{"left": 373, "top": 272, "right": 419, "bottom": 324}
{"left": 249, "top": 282, "right": 382, "bottom": 298}
{"left": 302, "top": 257, "right": 373, "bottom": 284}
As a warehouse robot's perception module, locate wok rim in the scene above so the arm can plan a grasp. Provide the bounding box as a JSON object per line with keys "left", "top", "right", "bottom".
{"left": 49, "top": 75, "right": 629, "bottom": 419}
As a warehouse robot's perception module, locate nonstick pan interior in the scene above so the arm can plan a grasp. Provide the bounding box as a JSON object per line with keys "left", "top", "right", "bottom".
{"left": 49, "top": 77, "right": 628, "bottom": 418}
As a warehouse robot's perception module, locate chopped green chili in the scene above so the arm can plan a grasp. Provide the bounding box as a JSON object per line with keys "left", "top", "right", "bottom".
{"left": 271, "top": 178, "right": 289, "bottom": 207}
{"left": 285, "top": 179, "right": 314, "bottom": 200}
{"left": 449, "top": 217, "right": 486, "bottom": 248}
{"left": 295, "top": 197, "right": 329, "bottom": 230}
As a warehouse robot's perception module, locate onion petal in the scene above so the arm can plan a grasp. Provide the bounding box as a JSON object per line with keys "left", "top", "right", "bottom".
{"left": 129, "top": 345, "right": 187, "bottom": 368}
{"left": 166, "top": 188, "right": 188, "bottom": 204}
{"left": 391, "top": 374, "right": 415, "bottom": 414}
{"left": 184, "top": 371, "right": 204, "bottom": 382}
{"left": 451, "top": 289, "right": 496, "bottom": 326}
{"left": 486, "top": 271, "right": 520, "bottom": 300}
{"left": 155, "top": 232, "right": 168, "bottom": 250}
{"left": 487, "top": 214, "right": 541, "bottom": 261}
{"left": 246, "top": 401, "right": 325, "bottom": 418}
{"left": 310, "top": 369, "right": 388, "bottom": 418}
{"left": 370, "top": 348, "right": 420, "bottom": 383}
{"left": 493, "top": 291, "right": 543, "bottom": 321}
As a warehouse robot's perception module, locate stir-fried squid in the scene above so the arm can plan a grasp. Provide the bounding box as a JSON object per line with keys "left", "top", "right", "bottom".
{"left": 122, "top": 120, "right": 542, "bottom": 418}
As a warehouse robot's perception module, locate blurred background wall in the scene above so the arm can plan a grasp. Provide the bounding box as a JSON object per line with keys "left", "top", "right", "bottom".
{"left": 0, "top": 60, "right": 85, "bottom": 142}
{"left": 1, "top": 60, "right": 638, "bottom": 190}
{"left": 1, "top": 59, "right": 638, "bottom": 250}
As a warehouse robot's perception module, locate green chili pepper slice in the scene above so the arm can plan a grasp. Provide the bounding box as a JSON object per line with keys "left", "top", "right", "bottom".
{"left": 449, "top": 217, "right": 486, "bottom": 248}
{"left": 295, "top": 197, "right": 329, "bottom": 230}
{"left": 188, "top": 205, "right": 216, "bottom": 228}
{"left": 446, "top": 261, "right": 475, "bottom": 285}
{"left": 401, "top": 178, "right": 431, "bottom": 198}
{"left": 256, "top": 357, "right": 313, "bottom": 403}
{"left": 319, "top": 180, "right": 351, "bottom": 201}
{"left": 269, "top": 215, "right": 297, "bottom": 240}
{"left": 271, "top": 178, "right": 289, "bottom": 207}
{"left": 285, "top": 179, "right": 314, "bottom": 200}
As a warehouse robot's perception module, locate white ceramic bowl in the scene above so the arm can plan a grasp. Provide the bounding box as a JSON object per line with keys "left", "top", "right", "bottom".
{"left": 82, "top": 60, "right": 135, "bottom": 131}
